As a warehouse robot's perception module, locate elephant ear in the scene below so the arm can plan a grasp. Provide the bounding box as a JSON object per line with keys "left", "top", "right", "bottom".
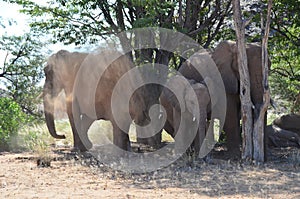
{"left": 212, "top": 41, "right": 239, "bottom": 95}
{"left": 184, "top": 82, "right": 201, "bottom": 116}
{"left": 44, "top": 54, "right": 57, "bottom": 90}
{"left": 164, "top": 75, "right": 190, "bottom": 113}
{"left": 44, "top": 50, "right": 72, "bottom": 95}
{"left": 185, "top": 81, "right": 210, "bottom": 116}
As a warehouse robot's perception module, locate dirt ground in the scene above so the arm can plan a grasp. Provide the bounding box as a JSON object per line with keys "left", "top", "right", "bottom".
{"left": 0, "top": 145, "right": 299, "bottom": 199}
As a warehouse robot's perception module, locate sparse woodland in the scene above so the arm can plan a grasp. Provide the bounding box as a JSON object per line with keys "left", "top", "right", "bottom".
{"left": 0, "top": 1, "right": 299, "bottom": 198}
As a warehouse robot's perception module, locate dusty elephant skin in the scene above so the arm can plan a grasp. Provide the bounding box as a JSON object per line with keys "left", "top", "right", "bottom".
{"left": 43, "top": 50, "right": 88, "bottom": 144}
{"left": 178, "top": 40, "right": 271, "bottom": 155}
{"left": 160, "top": 75, "right": 211, "bottom": 157}
{"left": 43, "top": 50, "right": 148, "bottom": 152}
{"left": 266, "top": 124, "right": 300, "bottom": 148}
{"left": 273, "top": 114, "right": 300, "bottom": 135}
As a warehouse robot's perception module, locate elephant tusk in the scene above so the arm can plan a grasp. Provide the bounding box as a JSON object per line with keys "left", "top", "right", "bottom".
{"left": 37, "top": 92, "right": 45, "bottom": 99}
{"left": 158, "top": 113, "right": 163, "bottom": 119}
{"left": 192, "top": 116, "right": 196, "bottom": 122}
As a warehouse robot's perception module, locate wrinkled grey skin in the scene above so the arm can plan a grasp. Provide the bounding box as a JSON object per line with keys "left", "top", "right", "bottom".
{"left": 43, "top": 50, "right": 87, "bottom": 149}
{"left": 266, "top": 124, "right": 300, "bottom": 148}
{"left": 43, "top": 50, "right": 148, "bottom": 152}
{"left": 179, "top": 40, "right": 271, "bottom": 155}
{"left": 273, "top": 114, "right": 300, "bottom": 135}
{"left": 160, "top": 76, "right": 211, "bottom": 157}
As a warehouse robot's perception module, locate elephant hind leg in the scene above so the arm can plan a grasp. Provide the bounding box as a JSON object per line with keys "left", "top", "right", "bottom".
{"left": 77, "top": 114, "right": 94, "bottom": 151}
{"left": 224, "top": 94, "right": 241, "bottom": 156}
{"left": 112, "top": 122, "right": 131, "bottom": 151}
{"left": 71, "top": 114, "right": 93, "bottom": 152}
{"left": 67, "top": 101, "right": 93, "bottom": 152}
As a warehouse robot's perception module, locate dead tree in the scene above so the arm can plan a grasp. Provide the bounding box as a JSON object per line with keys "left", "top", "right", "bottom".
{"left": 233, "top": 0, "right": 273, "bottom": 162}
{"left": 253, "top": 0, "right": 272, "bottom": 162}
{"left": 232, "top": 0, "right": 253, "bottom": 160}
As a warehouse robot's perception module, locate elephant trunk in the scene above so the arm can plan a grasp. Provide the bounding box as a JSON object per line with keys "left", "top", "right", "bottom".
{"left": 43, "top": 90, "right": 66, "bottom": 139}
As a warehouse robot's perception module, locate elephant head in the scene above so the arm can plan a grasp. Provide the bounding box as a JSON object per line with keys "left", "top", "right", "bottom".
{"left": 212, "top": 40, "right": 271, "bottom": 102}
{"left": 211, "top": 41, "right": 239, "bottom": 95}
{"left": 43, "top": 50, "right": 87, "bottom": 139}
{"left": 161, "top": 75, "right": 211, "bottom": 132}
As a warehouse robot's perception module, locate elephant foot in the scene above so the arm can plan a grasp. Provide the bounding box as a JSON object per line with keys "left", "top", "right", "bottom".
{"left": 136, "top": 130, "right": 162, "bottom": 149}
{"left": 70, "top": 146, "right": 88, "bottom": 153}
{"left": 70, "top": 147, "right": 81, "bottom": 153}
{"left": 71, "top": 142, "right": 92, "bottom": 152}
{"left": 224, "top": 149, "right": 241, "bottom": 160}
{"left": 72, "top": 136, "right": 93, "bottom": 152}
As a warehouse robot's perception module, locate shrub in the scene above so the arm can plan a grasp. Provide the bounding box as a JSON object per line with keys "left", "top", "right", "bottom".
{"left": 0, "top": 97, "right": 27, "bottom": 151}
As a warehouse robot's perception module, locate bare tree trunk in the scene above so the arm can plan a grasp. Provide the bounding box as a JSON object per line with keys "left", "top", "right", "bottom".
{"left": 232, "top": 0, "right": 253, "bottom": 160}
{"left": 253, "top": 0, "right": 272, "bottom": 162}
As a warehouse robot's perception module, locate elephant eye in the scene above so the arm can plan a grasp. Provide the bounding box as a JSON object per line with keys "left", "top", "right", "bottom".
{"left": 44, "top": 64, "right": 50, "bottom": 73}
{"left": 44, "top": 64, "right": 54, "bottom": 75}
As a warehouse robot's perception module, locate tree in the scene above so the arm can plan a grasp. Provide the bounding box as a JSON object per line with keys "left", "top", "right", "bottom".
{"left": 232, "top": 0, "right": 272, "bottom": 162}
{"left": 232, "top": 0, "right": 253, "bottom": 160}
{"left": 0, "top": 32, "right": 47, "bottom": 117}
{"left": 269, "top": 0, "right": 300, "bottom": 112}
{"left": 6, "top": 0, "right": 233, "bottom": 145}
{"left": 4, "top": 0, "right": 299, "bottom": 154}
{"left": 253, "top": 0, "right": 272, "bottom": 162}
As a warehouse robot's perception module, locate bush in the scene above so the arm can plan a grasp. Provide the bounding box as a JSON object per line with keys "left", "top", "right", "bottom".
{"left": 0, "top": 97, "right": 27, "bottom": 151}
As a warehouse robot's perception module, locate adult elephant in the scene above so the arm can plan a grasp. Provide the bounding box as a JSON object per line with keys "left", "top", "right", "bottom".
{"left": 43, "top": 50, "right": 148, "bottom": 151}
{"left": 179, "top": 40, "right": 270, "bottom": 155}
{"left": 265, "top": 124, "right": 300, "bottom": 148}
{"left": 273, "top": 114, "right": 300, "bottom": 135}
{"left": 160, "top": 75, "right": 212, "bottom": 157}
{"left": 43, "top": 50, "right": 87, "bottom": 148}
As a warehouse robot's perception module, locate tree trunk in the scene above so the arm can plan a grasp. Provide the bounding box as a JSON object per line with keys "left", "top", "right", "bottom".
{"left": 233, "top": 0, "right": 273, "bottom": 162}
{"left": 232, "top": 0, "right": 253, "bottom": 160}
{"left": 253, "top": 0, "right": 273, "bottom": 162}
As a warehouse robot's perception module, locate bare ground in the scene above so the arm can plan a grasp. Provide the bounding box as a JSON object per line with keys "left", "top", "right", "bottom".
{"left": 0, "top": 145, "right": 299, "bottom": 199}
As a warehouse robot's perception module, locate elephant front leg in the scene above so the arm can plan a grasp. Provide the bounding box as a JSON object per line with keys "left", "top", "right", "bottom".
{"left": 78, "top": 114, "right": 94, "bottom": 150}
{"left": 136, "top": 126, "right": 162, "bottom": 149}
{"left": 193, "top": 109, "right": 207, "bottom": 158}
{"left": 174, "top": 112, "right": 199, "bottom": 156}
{"left": 68, "top": 100, "right": 93, "bottom": 152}
{"left": 224, "top": 94, "right": 241, "bottom": 155}
{"left": 112, "top": 121, "right": 131, "bottom": 151}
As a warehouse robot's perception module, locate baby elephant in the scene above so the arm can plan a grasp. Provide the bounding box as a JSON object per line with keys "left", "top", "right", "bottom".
{"left": 160, "top": 75, "right": 211, "bottom": 157}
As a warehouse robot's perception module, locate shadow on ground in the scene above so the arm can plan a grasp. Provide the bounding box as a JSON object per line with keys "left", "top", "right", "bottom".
{"left": 43, "top": 143, "right": 300, "bottom": 198}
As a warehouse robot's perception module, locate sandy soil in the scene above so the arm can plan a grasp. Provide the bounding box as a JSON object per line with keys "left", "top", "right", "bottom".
{"left": 0, "top": 146, "right": 299, "bottom": 199}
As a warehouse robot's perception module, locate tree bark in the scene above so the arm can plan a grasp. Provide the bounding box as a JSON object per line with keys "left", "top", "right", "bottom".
{"left": 253, "top": 0, "right": 272, "bottom": 162}
{"left": 232, "top": 0, "right": 253, "bottom": 160}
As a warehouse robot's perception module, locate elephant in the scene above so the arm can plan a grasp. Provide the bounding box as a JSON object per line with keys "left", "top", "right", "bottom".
{"left": 160, "top": 75, "right": 212, "bottom": 157}
{"left": 43, "top": 49, "right": 148, "bottom": 152}
{"left": 43, "top": 50, "right": 88, "bottom": 144}
{"left": 178, "top": 40, "right": 270, "bottom": 155}
{"left": 265, "top": 124, "right": 300, "bottom": 148}
{"left": 273, "top": 114, "right": 300, "bottom": 135}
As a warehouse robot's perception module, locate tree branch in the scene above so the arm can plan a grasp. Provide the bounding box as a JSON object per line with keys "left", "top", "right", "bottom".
{"left": 2, "top": 52, "right": 9, "bottom": 72}
{"left": 97, "top": 0, "right": 118, "bottom": 32}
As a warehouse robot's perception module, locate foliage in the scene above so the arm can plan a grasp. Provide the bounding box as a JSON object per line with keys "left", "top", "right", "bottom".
{"left": 0, "top": 32, "right": 47, "bottom": 118}
{"left": 0, "top": 97, "right": 28, "bottom": 150}
{"left": 6, "top": 0, "right": 232, "bottom": 48}
{"left": 22, "top": 124, "right": 53, "bottom": 152}
{"left": 2, "top": 0, "right": 300, "bottom": 112}
{"left": 269, "top": 0, "right": 300, "bottom": 106}
{"left": 4, "top": 0, "right": 233, "bottom": 110}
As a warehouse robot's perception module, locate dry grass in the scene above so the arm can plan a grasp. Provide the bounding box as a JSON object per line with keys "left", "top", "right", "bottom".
{"left": 1, "top": 118, "right": 299, "bottom": 198}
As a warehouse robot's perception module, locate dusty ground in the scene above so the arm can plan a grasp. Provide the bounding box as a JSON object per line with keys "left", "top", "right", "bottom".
{"left": 0, "top": 145, "right": 299, "bottom": 199}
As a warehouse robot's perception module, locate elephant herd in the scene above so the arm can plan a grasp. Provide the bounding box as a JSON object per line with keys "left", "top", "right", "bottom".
{"left": 43, "top": 40, "right": 275, "bottom": 158}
